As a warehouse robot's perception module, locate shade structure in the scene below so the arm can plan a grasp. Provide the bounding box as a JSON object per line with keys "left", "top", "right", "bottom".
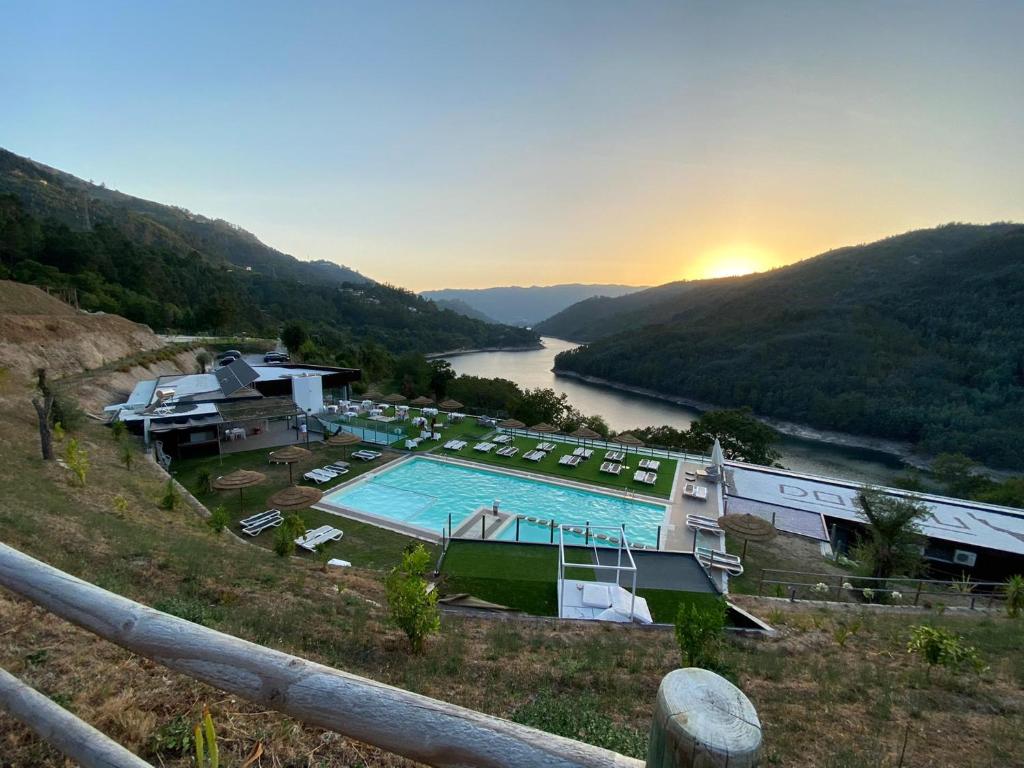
{"left": 212, "top": 469, "right": 266, "bottom": 515}
{"left": 613, "top": 432, "right": 644, "bottom": 448}
{"left": 267, "top": 484, "right": 323, "bottom": 510}
{"left": 497, "top": 418, "right": 525, "bottom": 439}
{"left": 363, "top": 390, "right": 384, "bottom": 402}
{"left": 569, "top": 426, "right": 601, "bottom": 442}
{"left": 327, "top": 430, "right": 362, "bottom": 459}
{"left": 269, "top": 445, "right": 312, "bottom": 485}
{"left": 438, "top": 398, "right": 464, "bottom": 411}
{"left": 529, "top": 422, "right": 558, "bottom": 433}
{"left": 382, "top": 393, "right": 407, "bottom": 404}
{"left": 718, "top": 513, "right": 776, "bottom": 559}
{"left": 409, "top": 395, "right": 434, "bottom": 407}
{"left": 710, "top": 438, "right": 725, "bottom": 470}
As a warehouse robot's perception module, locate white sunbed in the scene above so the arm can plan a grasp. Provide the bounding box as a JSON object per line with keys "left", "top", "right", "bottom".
{"left": 496, "top": 446, "right": 519, "bottom": 457}
{"left": 639, "top": 459, "right": 661, "bottom": 471}
{"left": 695, "top": 546, "right": 744, "bottom": 576}
{"left": 558, "top": 454, "right": 581, "bottom": 467}
{"left": 604, "top": 451, "right": 625, "bottom": 463}
{"left": 405, "top": 438, "right": 421, "bottom": 450}
{"left": 326, "top": 461, "right": 350, "bottom": 471}
{"left": 243, "top": 515, "right": 284, "bottom": 536}
{"left": 686, "top": 514, "right": 722, "bottom": 534}
{"left": 352, "top": 450, "right": 382, "bottom": 461}
{"left": 572, "top": 447, "right": 593, "bottom": 459}
{"left": 493, "top": 434, "right": 512, "bottom": 444}
{"left": 523, "top": 450, "right": 545, "bottom": 462}
{"left": 599, "top": 461, "right": 622, "bottom": 475}
{"left": 303, "top": 471, "right": 330, "bottom": 484}
{"left": 536, "top": 442, "right": 556, "bottom": 452}
{"left": 473, "top": 442, "right": 496, "bottom": 453}
{"left": 295, "top": 525, "right": 344, "bottom": 552}
{"left": 444, "top": 439, "right": 467, "bottom": 450}
{"left": 632, "top": 470, "right": 657, "bottom": 485}
{"left": 240, "top": 508, "right": 282, "bottom": 528}
{"left": 683, "top": 483, "right": 708, "bottom": 500}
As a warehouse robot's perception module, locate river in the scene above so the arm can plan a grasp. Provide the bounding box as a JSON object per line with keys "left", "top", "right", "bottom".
{"left": 444, "top": 337, "right": 908, "bottom": 485}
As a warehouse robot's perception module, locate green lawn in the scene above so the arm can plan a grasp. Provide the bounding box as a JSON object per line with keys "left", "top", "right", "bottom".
{"left": 434, "top": 435, "right": 677, "bottom": 498}
{"left": 322, "top": 409, "right": 492, "bottom": 451}
{"left": 440, "top": 541, "right": 715, "bottom": 621}
{"left": 172, "top": 444, "right": 435, "bottom": 570}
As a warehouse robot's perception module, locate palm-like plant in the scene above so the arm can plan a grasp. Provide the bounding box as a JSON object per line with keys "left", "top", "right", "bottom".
{"left": 854, "top": 489, "right": 928, "bottom": 583}
{"left": 1005, "top": 574, "right": 1024, "bottom": 618}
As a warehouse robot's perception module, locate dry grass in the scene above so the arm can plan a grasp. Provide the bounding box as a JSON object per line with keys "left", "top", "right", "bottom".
{"left": 0, "top": 363, "right": 1021, "bottom": 766}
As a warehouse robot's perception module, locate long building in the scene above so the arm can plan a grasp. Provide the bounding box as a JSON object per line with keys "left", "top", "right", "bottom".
{"left": 107, "top": 358, "right": 361, "bottom": 460}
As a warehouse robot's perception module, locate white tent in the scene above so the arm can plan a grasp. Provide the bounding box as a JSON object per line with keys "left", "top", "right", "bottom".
{"left": 710, "top": 438, "right": 725, "bottom": 473}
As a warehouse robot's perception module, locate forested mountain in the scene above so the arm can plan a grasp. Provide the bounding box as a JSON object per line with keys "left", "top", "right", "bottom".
{"left": 421, "top": 283, "right": 645, "bottom": 326}
{"left": 0, "top": 170, "right": 537, "bottom": 356}
{"left": 552, "top": 224, "right": 1024, "bottom": 468}
{"left": 430, "top": 297, "right": 498, "bottom": 324}
{"left": 0, "top": 148, "right": 369, "bottom": 286}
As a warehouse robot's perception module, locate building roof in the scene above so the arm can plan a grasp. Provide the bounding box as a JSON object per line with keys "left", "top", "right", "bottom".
{"left": 728, "top": 464, "right": 1024, "bottom": 556}
{"left": 215, "top": 358, "right": 260, "bottom": 396}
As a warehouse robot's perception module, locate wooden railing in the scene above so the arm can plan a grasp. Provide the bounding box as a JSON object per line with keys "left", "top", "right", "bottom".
{"left": 0, "top": 542, "right": 761, "bottom": 767}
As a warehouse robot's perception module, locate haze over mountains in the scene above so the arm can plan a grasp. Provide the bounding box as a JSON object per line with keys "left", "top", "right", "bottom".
{"left": 421, "top": 284, "right": 645, "bottom": 327}
{"left": 544, "top": 223, "right": 1024, "bottom": 469}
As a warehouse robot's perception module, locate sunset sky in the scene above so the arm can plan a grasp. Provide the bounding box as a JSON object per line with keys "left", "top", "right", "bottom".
{"left": 2, "top": 1, "right": 1022, "bottom": 290}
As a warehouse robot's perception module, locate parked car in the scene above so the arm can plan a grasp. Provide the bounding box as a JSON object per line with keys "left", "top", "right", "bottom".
{"left": 216, "top": 349, "right": 241, "bottom": 361}
{"left": 263, "top": 352, "right": 290, "bottom": 363}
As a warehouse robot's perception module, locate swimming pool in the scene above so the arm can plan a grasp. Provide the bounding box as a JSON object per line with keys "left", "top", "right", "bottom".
{"left": 322, "top": 457, "right": 667, "bottom": 547}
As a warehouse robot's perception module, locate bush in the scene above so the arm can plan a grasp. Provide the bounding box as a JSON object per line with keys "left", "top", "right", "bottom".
{"left": 207, "top": 505, "right": 230, "bottom": 534}
{"left": 111, "top": 421, "right": 127, "bottom": 440}
{"left": 273, "top": 514, "right": 306, "bottom": 557}
{"left": 161, "top": 478, "right": 179, "bottom": 510}
{"left": 674, "top": 597, "right": 727, "bottom": 669}
{"left": 196, "top": 468, "right": 213, "bottom": 494}
{"left": 385, "top": 544, "right": 440, "bottom": 653}
{"left": 512, "top": 691, "right": 646, "bottom": 758}
{"left": 1005, "top": 574, "right": 1024, "bottom": 618}
{"left": 51, "top": 390, "right": 84, "bottom": 432}
{"left": 64, "top": 438, "right": 89, "bottom": 486}
{"left": 907, "top": 625, "right": 986, "bottom": 678}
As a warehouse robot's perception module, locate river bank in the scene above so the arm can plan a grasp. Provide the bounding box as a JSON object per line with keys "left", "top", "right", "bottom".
{"left": 552, "top": 368, "right": 930, "bottom": 471}
{"left": 426, "top": 342, "right": 544, "bottom": 359}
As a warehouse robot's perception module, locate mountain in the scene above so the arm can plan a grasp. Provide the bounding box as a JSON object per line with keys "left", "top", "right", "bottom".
{"left": 0, "top": 148, "right": 369, "bottom": 286}
{"left": 430, "top": 297, "right": 498, "bottom": 324}
{"left": 0, "top": 149, "right": 538, "bottom": 356}
{"left": 549, "top": 223, "right": 1024, "bottom": 469}
{"left": 421, "top": 283, "right": 646, "bottom": 327}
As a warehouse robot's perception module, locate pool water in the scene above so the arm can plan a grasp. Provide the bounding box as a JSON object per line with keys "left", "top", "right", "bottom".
{"left": 323, "top": 457, "right": 667, "bottom": 547}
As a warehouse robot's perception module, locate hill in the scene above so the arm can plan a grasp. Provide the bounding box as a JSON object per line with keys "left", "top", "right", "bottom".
{"left": 0, "top": 152, "right": 538, "bottom": 356}
{"left": 421, "top": 283, "right": 646, "bottom": 327}
{"left": 550, "top": 223, "right": 1024, "bottom": 468}
{"left": 430, "top": 297, "right": 498, "bottom": 323}
{"left": 0, "top": 148, "right": 369, "bottom": 286}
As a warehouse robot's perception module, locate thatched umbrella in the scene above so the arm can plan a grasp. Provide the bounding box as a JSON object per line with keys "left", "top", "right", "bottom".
{"left": 212, "top": 469, "right": 266, "bottom": 515}
{"left": 267, "top": 484, "right": 323, "bottom": 511}
{"left": 438, "top": 398, "right": 464, "bottom": 412}
{"left": 327, "top": 430, "right": 362, "bottom": 459}
{"left": 409, "top": 395, "right": 434, "bottom": 407}
{"left": 497, "top": 418, "right": 525, "bottom": 440}
{"left": 569, "top": 425, "right": 600, "bottom": 448}
{"left": 269, "top": 445, "right": 312, "bottom": 485}
{"left": 718, "top": 513, "right": 776, "bottom": 559}
{"left": 382, "top": 393, "right": 407, "bottom": 405}
{"left": 363, "top": 390, "right": 384, "bottom": 402}
{"left": 613, "top": 432, "right": 645, "bottom": 455}
{"left": 530, "top": 422, "right": 557, "bottom": 434}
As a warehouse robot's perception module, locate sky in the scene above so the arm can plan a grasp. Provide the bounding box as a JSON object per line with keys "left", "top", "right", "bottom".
{"left": 2, "top": 1, "right": 1022, "bottom": 291}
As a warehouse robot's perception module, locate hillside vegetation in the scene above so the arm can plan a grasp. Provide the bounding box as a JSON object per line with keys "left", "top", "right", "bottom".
{"left": 0, "top": 150, "right": 538, "bottom": 355}
{"left": 548, "top": 224, "right": 1024, "bottom": 468}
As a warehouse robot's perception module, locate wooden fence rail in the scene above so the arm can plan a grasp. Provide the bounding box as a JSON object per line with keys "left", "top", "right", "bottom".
{"left": 0, "top": 542, "right": 761, "bottom": 767}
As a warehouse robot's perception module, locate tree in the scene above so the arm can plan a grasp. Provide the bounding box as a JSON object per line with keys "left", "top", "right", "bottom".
{"left": 31, "top": 368, "right": 54, "bottom": 460}
{"left": 385, "top": 544, "right": 440, "bottom": 653}
{"left": 280, "top": 322, "right": 309, "bottom": 354}
{"left": 931, "top": 453, "right": 990, "bottom": 498}
{"left": 273, "top": 514, "right": 306, "bottom": 557}
{"left": 428, "top": 359, "right": 455, "bottom": 399}
{"left": 684, "top": 408, "right": 781, "bottom": 466}
{"left": 674, "top": 598, "right": 727, "bottom": 668}
{"left": 853, "top": 489, "right": 928, "bottom": 582}
{"left": 120, "top": 439, "right": 133, "bottom": 471}
{"left": 195, "top": 350, "right": 212, "bottom": 373}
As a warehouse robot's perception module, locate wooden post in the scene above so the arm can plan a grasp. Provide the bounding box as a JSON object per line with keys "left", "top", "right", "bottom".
{"left": 0, "top": 667, "right": 152, "bottom": 768}
{"left": 646, "top": 669, "right": 761, "bottom": 768}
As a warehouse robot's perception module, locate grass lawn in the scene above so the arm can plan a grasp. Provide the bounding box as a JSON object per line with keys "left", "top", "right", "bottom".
{"left": 172, "top": 443, "right": 435, "bottom": 570}
{"left": 724, "top": 531, "right": 848, "bottom": 596}
{"left": 323, "top": 408, "right": 493, "bottom": 451}
{"left": 435, "top": 435, "right": 678, "bottom": 499}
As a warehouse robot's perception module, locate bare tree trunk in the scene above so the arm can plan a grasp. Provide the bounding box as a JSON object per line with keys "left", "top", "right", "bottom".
{"left": 32, "top": 396, "right": 54, "bottom": 460}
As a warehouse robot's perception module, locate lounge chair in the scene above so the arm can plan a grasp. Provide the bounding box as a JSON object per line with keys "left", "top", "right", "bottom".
{"left": 639, "top": 459, "right": 661, "bottom": 471}
{"left": 523, "top": 450, "right": 545, "bottom": 462}
{"left": 326, "top": 461, "right": 350, "bottom": 471}
{"left": 313, "top": 467, "right": 339, "bottom": 478}
{"left": 323, "top": 465, "right": 349, "bottom": 477}
{"left": 558, "top": 454, "right": 581, "bottom": 467}
{"left": 684, "top": 470, "right": 698, "bottom": 482}
{"left": 240, "top": 508, "right": 282, "bottom": 528}
{"left": 599, "top": 461, "right": 622, "bottom": 475}
{"left": 683, "top": 482, "right": 708, "bottom": 500}
{"left": 604, "top": 451, "right": 625, "bottom": 463}
{"left": 695, "top": 546, "right": 744, "bottom": 576}
{"left": 352, "top": 450, "right": 382, "bottom": 461}
{"left": 473, "top": 442, "right": 495, "bottom": 453}
{"left": 303, "top": 471, "right": 330, "bottom": 484}
{"left": 493, "top": 434, "right": 512, "bottom": 444}
{"left": 686, "top": 514, "right": 722, "bottom": 534}
{"left": 243, "top": 516, "right": 284, "bottom": 536}
{"left": 295, "top": 525, "right": 344, "bottom": 552}
{"left": 572, "top": 447, "right": 593, "bottom": 459}
{"left": 632, "top": 470, "right": 657, "bottom": 485}
{"left": 536, "top": 442, "right": 556, "bottom": 452}
{"left": 496, "top": 446, "right": 519, "bottom": 457}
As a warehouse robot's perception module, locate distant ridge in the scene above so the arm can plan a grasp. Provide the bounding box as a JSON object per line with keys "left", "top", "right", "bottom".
{"left": 421, "top": 283, "right": 646, "bottom": 327}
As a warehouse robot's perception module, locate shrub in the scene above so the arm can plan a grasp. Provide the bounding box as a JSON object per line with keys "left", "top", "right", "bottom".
{"left": 907, "top": 625, "right": 986, "bottom": 678}
{"left": 52, "top": 422, "right": 65, "bottom": 442}
{"left": 51, "top": 391, "right": 84, "bottom": 431}
{"left": 120, "top": 439, "right": 133, "bottom": 471}
{"left": 512, "top": 691, "right": 646, "bottom": 758}
{"left": 207, "top": 505, "right": 230, "bottom": 534}
{"left": 196, "top": 469, "right": 213, "bottom": 494}
{"left": 193, "top": 706, "right": 219, "bottom": 768}
{"left": 1005, "top": 575, "right": 1024, "bottom": 618}
{"left": 113, "top": 495, "right": 129, "bottom": 514}
{"left": 273, "top": 514, "right": 306, "bottom": 557}
{"left": 161, "top": 478, "right": 179, "bottom": 510}
{"left": 674, "top": 597, "right": 727, "bottom": 668}
{"left": 111, "top": 421, "right": 127, "bottom": 440}
{"left": 385, "top": 544, "right": 440, "bottom": 653}
{"left": 64, "top": 438, "right": 89, "bottom": 486}
{"left": 148, "top": 715, "right": 193, "bottom": 760}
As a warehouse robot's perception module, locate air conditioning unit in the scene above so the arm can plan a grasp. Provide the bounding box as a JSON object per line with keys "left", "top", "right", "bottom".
{"left": 953, "top": 550, "right": 977, "bottom": 568}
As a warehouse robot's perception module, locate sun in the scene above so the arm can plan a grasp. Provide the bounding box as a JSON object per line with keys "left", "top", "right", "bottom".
{"left": 697, "top": 245, "right": 773, "bottom": 280}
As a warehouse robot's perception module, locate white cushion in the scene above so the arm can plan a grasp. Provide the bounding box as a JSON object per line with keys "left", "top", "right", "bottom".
{"left": 581, "top": 583, "right": 612, "bottom": 608}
